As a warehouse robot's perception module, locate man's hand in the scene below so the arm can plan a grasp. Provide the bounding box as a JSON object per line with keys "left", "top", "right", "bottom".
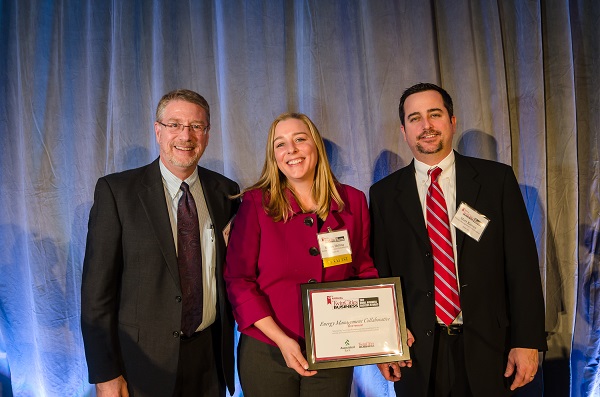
{"left": 376, "top": 329, "right": 415, "bottom": 381}
{"left": 504, "top": 348, "right": 538, "bottom": 390}
{"left": 377, "top": 362, "right": 408, "bottom": 382}
{"left": 95, "top": 375, "right": 129, "bottom": 397}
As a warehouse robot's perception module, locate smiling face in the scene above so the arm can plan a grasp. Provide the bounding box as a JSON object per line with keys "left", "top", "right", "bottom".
{"left": 401, "top": 90, "right": 457, "bottom": 165}
{"left": 273, "top": 117, "right": 318, "bottom": 189}
{"left": 154, "top": 99, "right": 210, "bottom": 180}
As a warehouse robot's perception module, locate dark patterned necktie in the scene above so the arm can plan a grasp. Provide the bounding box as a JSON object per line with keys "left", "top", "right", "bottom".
{"left": 177, "top": 182, "right": 203, "bottom": 337}
{"left": 426, "top": 167, "right": 460, "bottom": 325}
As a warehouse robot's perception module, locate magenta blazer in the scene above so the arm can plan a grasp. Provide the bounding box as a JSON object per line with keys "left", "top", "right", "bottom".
{"left": 224, "top": 184, "right": 379, "bottom": 347}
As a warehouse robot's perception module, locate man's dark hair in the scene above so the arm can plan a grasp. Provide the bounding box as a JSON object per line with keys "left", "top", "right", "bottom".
{"left": 398, "top": 83, "right": 454, "bottom": 126}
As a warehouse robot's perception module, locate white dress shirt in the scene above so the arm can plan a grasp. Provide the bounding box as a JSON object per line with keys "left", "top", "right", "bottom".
{"left": 160, "top": 160, "right": 217, "bottom": 332}
{"left": 413, "top": 151, "right": 463, "bottom": 325}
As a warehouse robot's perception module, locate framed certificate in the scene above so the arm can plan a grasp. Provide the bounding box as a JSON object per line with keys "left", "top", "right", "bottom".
{"left": 301, "top": 277, "right": 410, "bottom": 370}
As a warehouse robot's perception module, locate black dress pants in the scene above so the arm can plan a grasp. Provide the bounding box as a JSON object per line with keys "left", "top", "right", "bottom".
{"left": 429, "top": 325, "right": 473, "bottom": 397}
{"left": 238, "top": 334, "right": 353, "bottom": 397}
{"left": 173, "top": 324, "right": 225, "bottom": 397}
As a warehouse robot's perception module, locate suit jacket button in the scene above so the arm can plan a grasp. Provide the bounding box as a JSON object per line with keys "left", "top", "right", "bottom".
{"left": 426, "top": 291, "right": 433, "bottom": 298}
{"left": 425, "top": 252, "right": 431, "bottom": 258}
{"left": 173, "top": 331, "right": 180, "bottom": 338}
{"left": 304, "top": 217, "right": 314, "bottom": 227}
{"left": 309, "top": 247, "right": 319, "bottom": 256}
{"left": 426, "top": 330, "right": 433, "bottom": 337}
{"left": 175, "top": 296, "right": 182, "bottom": 302}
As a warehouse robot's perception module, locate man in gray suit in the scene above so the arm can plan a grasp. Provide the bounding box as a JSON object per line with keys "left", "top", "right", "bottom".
{"left": 370, "top": 83, "right": 546, "bottom": 396}
{"left": 81, "top": 89, "right": 239, "bottom": 397}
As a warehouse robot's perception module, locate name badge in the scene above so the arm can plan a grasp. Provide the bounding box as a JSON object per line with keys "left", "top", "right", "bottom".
{"left": 317, "top": 229, "right": 352, "bottom": 268}
{"left": 451, "top": 202, "right": 490, "bottom": 242}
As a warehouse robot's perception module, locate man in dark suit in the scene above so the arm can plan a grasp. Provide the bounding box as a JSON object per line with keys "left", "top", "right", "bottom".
{"left": 81, "top": 89, "right": 239, "bottom": 397}
{"left": 370, "top": 83, "right": 546, "bottom": 397}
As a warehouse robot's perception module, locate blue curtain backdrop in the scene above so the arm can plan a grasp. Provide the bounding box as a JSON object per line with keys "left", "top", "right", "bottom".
{"left": 0, "top": 0, "right": 598, "bottom": 396}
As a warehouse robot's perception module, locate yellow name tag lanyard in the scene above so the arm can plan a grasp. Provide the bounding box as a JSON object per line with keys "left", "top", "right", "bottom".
{"left": 316, "top": 228, "right": 352, "bottom": 268}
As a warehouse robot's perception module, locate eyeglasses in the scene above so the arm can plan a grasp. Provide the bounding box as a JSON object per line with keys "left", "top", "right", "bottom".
{"left": 157, "top": 121, "right": 209, "bottom": 134}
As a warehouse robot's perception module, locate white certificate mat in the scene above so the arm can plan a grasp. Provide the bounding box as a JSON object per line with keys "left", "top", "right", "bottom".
{"left": 301, "top": 277, "right": 410, "bottom": 369}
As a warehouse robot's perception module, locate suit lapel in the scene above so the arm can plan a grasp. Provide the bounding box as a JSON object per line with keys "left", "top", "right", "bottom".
{"left": 324, "top": 189, "right": 345, "bottom": 231}
{"left": 198, "top": 167, "right": 226, "bottom": 263}
{"left": 454, "top": 152, "right": 481, "bottom": 261}
{"left": 394, "top": 162, "right": 430, "bottom": 246}
{"left": 325, "top": 211, "right": 344, "bottom": 232}
{"left": 138, "top": 159, "right": 180, "bottom": 286}
{"left": 199, "top": 168, "right": 224, "bottom": 228}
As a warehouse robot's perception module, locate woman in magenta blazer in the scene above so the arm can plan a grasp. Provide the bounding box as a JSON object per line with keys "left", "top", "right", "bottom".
{"left": 224, "top": 112, "right": 378, "bottom": 397}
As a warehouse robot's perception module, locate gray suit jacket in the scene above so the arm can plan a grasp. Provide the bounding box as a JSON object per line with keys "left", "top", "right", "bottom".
{"left": 81, "top": 158, "right": 239, "bottom": 396}
{"left": 369, "top": 152, "right": 546, "bottom": 397}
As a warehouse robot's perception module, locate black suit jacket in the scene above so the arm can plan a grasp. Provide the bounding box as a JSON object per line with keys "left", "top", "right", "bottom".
{"left": 369, "top": 152, "right": 546, "bottom": 397}
{"left": 81, "top": 158, "right": 239, "bottom": 396}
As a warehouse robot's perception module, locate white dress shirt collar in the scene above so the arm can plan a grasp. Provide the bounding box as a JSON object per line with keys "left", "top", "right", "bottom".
{"left": 159, "top": 160, "right": 199, "bottom": 199}
{"left": 414, "top": 151, "right": 455, "bottom": 183}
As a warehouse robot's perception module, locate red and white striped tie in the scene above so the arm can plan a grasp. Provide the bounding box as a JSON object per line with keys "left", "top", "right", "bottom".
{"left": 427, "top": 167, "right": 460, "bottom": 325}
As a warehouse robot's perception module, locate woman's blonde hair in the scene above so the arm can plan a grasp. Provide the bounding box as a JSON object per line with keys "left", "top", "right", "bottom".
{"left": 243, "top": 112, "right": 344, "bottom": 222}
